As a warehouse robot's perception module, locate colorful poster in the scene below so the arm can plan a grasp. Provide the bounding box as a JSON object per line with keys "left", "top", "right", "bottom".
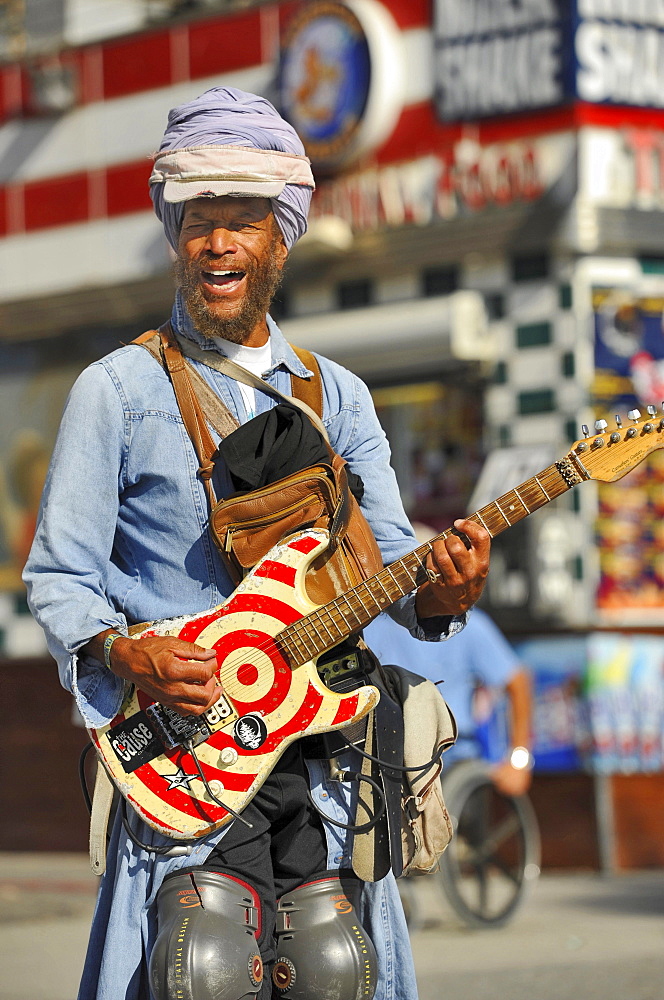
{"left": 514, "top": 636, "right": 590, "bottom": 773}
{"left": 592, "top": 290, "right": 664, "bottom": 616}
{"left": 585, "top": 633, "right": 664, "bottom": 774}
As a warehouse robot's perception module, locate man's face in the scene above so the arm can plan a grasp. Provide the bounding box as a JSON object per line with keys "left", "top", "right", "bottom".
{"left": 176, "top": 196, "right": 288, "bottom": 346}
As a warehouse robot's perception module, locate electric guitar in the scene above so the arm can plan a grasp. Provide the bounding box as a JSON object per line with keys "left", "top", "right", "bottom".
{"left": 89, "top": 410, "right": 664, "bottom": 839}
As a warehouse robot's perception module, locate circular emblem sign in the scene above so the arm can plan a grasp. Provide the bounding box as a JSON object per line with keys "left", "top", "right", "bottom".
{"left": 278, "top": 0, "right": 403, "bottom": 170}
{"left": 279, "top": 1, "right": 369, "bottom": 165}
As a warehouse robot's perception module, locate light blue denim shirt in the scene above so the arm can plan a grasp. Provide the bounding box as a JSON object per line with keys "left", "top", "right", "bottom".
{"left": 25, "top": 297, "right": 463, "bottom": 999}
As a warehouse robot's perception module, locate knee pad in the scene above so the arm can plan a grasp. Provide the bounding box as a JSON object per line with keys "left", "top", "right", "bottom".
{"left": 149, "top": 869, "right": 264, "bottom": 1000}
{"left": 272, "top": 873, "right": 377, "bottom": 1000}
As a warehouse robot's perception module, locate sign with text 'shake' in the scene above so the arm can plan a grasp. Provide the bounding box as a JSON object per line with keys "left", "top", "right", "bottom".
{"left": 434, "top": 0, "right": 664, "bottom": 121}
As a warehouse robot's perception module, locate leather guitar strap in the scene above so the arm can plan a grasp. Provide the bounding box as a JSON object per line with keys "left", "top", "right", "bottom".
{"left": 169, "top": 329, "right": 330, "bottom": 442}
{"left": 134, "top": 324, "right": 241, "bottom": 507}
{"left": 89, "top": 762, "right": 115, "bottom": 876}
{"left": 134, "top": 326, "right": 332, "bottom": 501}
{"left": 289, "top": 345, "right": 324, "bottom": 419}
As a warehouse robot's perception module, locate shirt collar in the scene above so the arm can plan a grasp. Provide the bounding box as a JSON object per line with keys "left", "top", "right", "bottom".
{"left": 170, "top": 292, "right": 311, "bottom": 379}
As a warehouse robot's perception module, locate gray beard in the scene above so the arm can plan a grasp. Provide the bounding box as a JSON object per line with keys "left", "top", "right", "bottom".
{"left": 174, "top": 250, "right": 283, "bottom": 345}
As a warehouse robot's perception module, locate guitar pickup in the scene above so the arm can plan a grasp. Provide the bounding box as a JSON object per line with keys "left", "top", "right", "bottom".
{"left": 145, "top": 703, "right": 210, "bottom": 751}
{"left": 203, "top": 692, "right": 234, "bottom": 728}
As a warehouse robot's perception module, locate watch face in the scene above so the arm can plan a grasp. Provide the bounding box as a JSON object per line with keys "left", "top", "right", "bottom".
{"left": 510, "top": 746, "right": 533, "bottom": 771}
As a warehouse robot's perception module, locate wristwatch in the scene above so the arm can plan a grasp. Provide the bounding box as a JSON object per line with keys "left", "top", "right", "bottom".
{"left": 508, "top": 746, "right": 534, "bottom": 771}
{"left": 103, "top": 631, "right": 125, "bottom": 669}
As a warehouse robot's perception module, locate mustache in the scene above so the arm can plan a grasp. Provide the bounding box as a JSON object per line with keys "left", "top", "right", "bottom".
{"left": 195, "top": 254, "right": 249, "bottom": 272}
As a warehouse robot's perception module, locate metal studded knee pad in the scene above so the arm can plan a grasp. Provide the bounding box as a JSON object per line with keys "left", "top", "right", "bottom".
{"left": 272, "top": 873, "right": 377, "bottom": 1000}
{"left": 149, "top": 869, "right": 264, "bottom": 1000}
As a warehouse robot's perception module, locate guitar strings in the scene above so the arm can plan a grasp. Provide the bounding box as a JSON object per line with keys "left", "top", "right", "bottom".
{"left": 208, "top": 464, "right": 567, "bottom": 688}
{"left": 195, "top": 463, "right": 569, "bottom": 691}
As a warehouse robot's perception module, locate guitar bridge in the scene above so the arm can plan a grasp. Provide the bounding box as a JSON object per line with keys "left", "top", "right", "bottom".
{"left": 146, "top": 703, "right": 211, "bottom": 751}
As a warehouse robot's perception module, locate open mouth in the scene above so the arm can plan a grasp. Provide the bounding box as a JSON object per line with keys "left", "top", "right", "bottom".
{"left": 201, "top": 268, "right": 246, "bottom": 289}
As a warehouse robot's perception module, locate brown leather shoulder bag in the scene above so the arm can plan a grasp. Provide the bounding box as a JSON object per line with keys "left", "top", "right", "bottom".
{"left": 134, "top": 325, "right": 383, "bottom": 603}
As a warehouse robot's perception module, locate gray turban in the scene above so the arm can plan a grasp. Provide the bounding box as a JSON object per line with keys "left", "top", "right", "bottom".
{"left": 149, "top": 87, "right": 315, "bottom": 251}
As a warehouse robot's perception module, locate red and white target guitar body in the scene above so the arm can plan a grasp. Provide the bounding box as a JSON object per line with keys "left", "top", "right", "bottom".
{"left": 90, "top": 530, "right": 379, "bottom": 840}
{"left": 89, "top": 412, "right": 664, "bottom": 839}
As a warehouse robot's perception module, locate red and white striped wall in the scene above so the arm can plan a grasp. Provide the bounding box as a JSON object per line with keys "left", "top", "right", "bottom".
{"left": 1, "top": 0, "right": 663, "bottom": 305}
{"left": 0, "top": 0, "right": 435, "bottom": 303}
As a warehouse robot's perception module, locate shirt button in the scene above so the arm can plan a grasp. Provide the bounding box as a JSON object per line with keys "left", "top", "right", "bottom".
{"left": 334, "top": 854, "right": 343, "bottom": 864}
{"left": 320, "top": 791, "right": 328, "bottom": 799}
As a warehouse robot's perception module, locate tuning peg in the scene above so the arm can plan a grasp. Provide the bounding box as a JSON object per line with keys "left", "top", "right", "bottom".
{"left": 595, "top": 419, "right": 608, "bottom": 433}
{"left": 647, "top": 405, "right": 657, "bottom": 417}
{"left": 627, "top": 409, "right": 641, "bottom": 421}
{"left": 582, "top": 424, "right": 590, "bottom": 438}
{"left": 615, "top": 414, "right": 623, "bottom": 428}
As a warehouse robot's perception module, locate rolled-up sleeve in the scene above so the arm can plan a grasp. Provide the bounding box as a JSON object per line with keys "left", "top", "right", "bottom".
{"left": 23, "top": 362, "right": 128, "bottom": 726}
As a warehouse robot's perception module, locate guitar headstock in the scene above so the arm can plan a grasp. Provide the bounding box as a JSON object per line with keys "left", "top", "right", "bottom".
{"left": 567, "top": 406, "right": 664, "bottom": 483}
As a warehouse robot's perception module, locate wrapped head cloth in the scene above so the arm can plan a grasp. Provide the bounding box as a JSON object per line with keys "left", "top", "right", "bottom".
{"left": 149, "top": 87, "right": 315, "bottom": 251}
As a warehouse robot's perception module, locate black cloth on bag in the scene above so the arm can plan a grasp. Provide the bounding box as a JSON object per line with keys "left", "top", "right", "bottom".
{"left": 216, "top": 402, "right": 364, "bottom": 501}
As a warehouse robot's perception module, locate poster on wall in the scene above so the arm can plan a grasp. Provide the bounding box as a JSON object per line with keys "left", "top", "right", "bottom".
{"left": 586, "top": 632, "right": 664, "bottom": 774}
{"left": 514, "top": 634, "right": 591, "bottom": 772}
{"left": 592, "top": 288, "right": 664, "bottom": 619}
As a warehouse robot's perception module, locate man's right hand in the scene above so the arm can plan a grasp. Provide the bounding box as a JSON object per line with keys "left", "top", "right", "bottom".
{"left": 85, "top": 630, "right": 220, "bottom": 717}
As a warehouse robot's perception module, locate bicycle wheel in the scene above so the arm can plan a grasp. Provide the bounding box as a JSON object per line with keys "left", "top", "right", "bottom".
{"left": 437, "top": 759, "right": 540, "bottom": 929}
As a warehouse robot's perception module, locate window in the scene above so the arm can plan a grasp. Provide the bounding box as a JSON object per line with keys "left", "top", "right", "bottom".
{"left": 337, "top": 279, "right": 373, "bottom": 310}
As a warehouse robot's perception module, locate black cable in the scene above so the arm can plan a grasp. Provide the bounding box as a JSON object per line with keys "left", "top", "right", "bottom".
{"left": 184, "top": 740, "right": 253, "bottom": 829}
{"left": 120, "top": 799, "right": 194, "bottom": 857}
{"left": 307, "top": 771, "right": 386, "bottom": 833}
{"left": 337, "top": 732, "right": 446, "bottom": 778}
{"left": 79, "top": 737, "right": 251, "bottom": 860}
{"left": 78, "top": 740, "right": 95, "bottom": 815}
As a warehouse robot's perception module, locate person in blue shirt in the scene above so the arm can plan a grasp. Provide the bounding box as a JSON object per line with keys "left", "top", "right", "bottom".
{"left": 365, "top": 606, "right": 533, "bottom": 798}
{"left": 23, "top": 89, "right": 491, "bottom": 1000}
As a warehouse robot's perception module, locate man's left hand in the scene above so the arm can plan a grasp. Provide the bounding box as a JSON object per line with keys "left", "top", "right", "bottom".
{"left": 415, "top": 518, "right": 491, "bottom": 619}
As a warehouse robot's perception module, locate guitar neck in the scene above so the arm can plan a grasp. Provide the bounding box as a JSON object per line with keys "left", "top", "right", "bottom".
{"left": 277, "top": 459, "right": 575, "bottom": 667}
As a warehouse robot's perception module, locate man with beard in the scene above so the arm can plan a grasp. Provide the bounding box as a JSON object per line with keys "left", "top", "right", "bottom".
{"left": 24, "top": 88, "right": 490, "bottom": 1000}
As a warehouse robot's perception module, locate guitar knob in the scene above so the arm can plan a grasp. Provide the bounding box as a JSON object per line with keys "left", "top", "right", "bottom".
{"left": 615, "top": 414, "right": 623, "bottom": 428}
{"left": 594, "top": 419, "right": 608, "bottom": 433}
{"left": 219, "top": 747, "right": 238, "bottom": 767}
{"left": 627, "top": 409, "right": 641, "bottom": 422}
{"left": 647, "top": 405, "right": 657, "bottom": 417}
{"left": 609, "top": 432, "right": 621, "bottom": 443}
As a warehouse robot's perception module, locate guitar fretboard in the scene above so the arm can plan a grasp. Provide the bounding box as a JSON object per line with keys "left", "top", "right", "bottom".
{"left": 277, "top": 461, "right": 572, "bottom": 667}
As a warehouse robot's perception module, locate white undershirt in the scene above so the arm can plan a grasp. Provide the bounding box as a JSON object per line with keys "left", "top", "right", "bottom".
{"left": 213, "top": 337, "right": 272, "bottom": 420}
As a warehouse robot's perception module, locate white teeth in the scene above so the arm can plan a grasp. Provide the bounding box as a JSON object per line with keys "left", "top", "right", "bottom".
{"left": 205, "top": 270, "right": 241, "bottom": 276}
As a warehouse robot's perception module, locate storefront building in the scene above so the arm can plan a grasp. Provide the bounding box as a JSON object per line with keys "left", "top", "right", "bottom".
{"left": 1, "top": 0, "right": 663, "bottom": 864}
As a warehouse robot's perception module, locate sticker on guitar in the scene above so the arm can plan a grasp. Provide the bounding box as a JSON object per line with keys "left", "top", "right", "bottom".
{"left": 90, "top": 408, "right": 664, "bottom": 839}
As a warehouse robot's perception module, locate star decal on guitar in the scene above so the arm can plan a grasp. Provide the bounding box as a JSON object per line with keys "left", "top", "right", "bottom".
{"left": 164, "top": 768, "right": 199, "bottom": 791}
